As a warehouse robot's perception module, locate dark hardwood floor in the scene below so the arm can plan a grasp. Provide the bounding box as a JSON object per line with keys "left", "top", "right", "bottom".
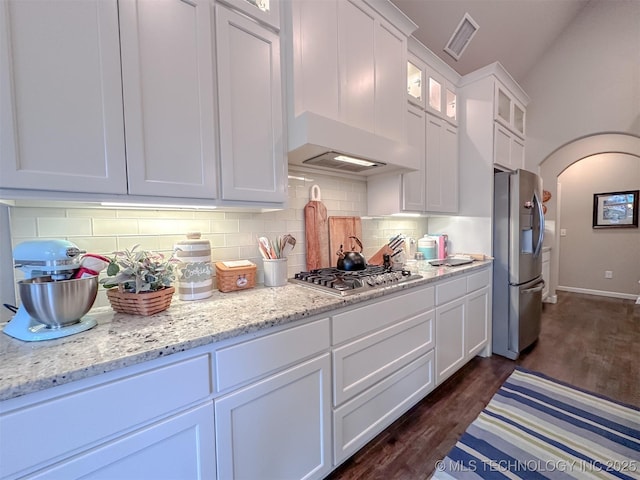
{"left": 326, "top": 292, "right": 640, "bottom": 480}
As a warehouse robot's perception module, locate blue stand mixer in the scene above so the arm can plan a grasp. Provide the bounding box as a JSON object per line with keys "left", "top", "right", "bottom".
{"left": 3, "top": 239, "right": 98, "bottom": 342}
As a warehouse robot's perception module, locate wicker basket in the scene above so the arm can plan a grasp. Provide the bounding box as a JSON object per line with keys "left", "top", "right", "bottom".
{"left": 106, "top": 286, "right": 175, "bottom": 316}
{"left": 215, "top": 261, "right": 256, "bottom": 292}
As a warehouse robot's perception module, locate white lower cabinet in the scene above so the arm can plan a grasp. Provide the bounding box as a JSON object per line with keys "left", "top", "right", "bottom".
{"left": 214, "top": 354, "right": 332, "bottom": 480}
{"left": 0, "top": 353, "right": 213, "bottom": 480}
{"left": 331, "top": 284, "right": 436, "bottom": 467}
{"left": 333, "top": 351, "right": 435, "bottom": 465}
{"left": 435, "top": 267, "right": 492, "bottom": 385}
{"left": 0, "top": 267, "right": 493, "bottom": 480}
{"left": 27, "top": 404, "right": 215, "bottom": 480}
{"left": 435, "top": 296, "right": 466, "bottom": 384}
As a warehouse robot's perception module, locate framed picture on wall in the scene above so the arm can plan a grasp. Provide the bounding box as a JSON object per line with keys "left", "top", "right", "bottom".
{"left": 592, "top": 190, "right": 639, "bottom": 228}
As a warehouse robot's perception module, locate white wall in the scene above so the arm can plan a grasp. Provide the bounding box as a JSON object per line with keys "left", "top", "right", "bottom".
{"left": 557, "top": 153, "right": 639, "bottom": 297}
{"left": 2, "top": 169, "right": 428, "bottom": 315}
{"left": 523, "top": 0, "right": 640, "bottom": 169}
{"left": 522, "top": 0, "right": 640, "bottom": 300}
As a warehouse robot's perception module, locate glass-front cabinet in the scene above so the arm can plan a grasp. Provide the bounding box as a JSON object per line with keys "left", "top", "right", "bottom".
{"left": 494, "top": 81, "right": 525, "bottom": 137}
{"left": 407, "top": 54, "right": 424, "bottom": 107}
{"left": 406, "top": 49, "right": 457, "bottom": 125}
{"left": 220, "top": 0, "right": 280, "bottom": 29}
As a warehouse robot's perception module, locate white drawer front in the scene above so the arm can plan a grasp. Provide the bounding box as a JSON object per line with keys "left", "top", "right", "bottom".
{"left": 333, "top": 310, "right": 434, "bottom": 406}
{"left": 467, "top": 267, "right": 491, "bottom": 293}
{"left": 436, "top": 277, "right": 466, "bottom": 305}
{"left": 215, "top": 318, "right": 330, "bottom": 392}
{"left": 1, "top": 355, "right": 211, "bottom": 478}
{"left": 332, "top": 286, "right": 434, "bottom": 345}
{"left": 333, "top": 350, "right": 435, "bottom": 465}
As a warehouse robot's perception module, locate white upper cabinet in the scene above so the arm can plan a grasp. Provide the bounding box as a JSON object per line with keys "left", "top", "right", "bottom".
{"left": 120, "top": 0, "right": 218, "bottom": 199}
{"left": 218, "top": 0, "right": 280, "bottom": 30}
{"left": 287, "top": 0, "right": 413, "bottom": 144}
{"left": 407, "top": 54, "right": 424, "bottom": 107}
{"left": 1, "top": 0, "right": 287, "bottom": 206}
{"left": 215, "top": 3, "right": 287, "bottom": 203}
{"left": 494, "top": 81, "right": 525, "bottom": 137}
{"left": 425, "top": 114, "right": 458, "bottom": 213}
{"left": 337, "top": 0, "right": 408, "bottom": 142}
{"left": 0, "top": 0, "right": 127, "bottom": 194}
{"left": 406, "top": 44, "right": 457, "bottom": 127}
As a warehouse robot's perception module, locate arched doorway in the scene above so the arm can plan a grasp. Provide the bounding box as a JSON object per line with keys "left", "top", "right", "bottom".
{"left": 539, "top": 133, "right": 640, "bottom": 302}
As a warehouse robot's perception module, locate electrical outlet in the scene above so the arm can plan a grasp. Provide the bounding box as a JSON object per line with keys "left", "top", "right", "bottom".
{"left": 605, "top": 271, "right": 613, "bottom": 279}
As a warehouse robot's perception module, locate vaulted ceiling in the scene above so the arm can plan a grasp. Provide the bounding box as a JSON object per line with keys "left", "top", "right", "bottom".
{"left": 390, "top": 0, "right": 591, "bottom": 83}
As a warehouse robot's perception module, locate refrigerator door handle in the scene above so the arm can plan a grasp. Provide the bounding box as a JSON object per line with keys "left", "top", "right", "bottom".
{"left": 533, "top": 191, "right": 545, "bottom": 257}
{"left": 521, "top": 280, "right": 545, "bottom": 294}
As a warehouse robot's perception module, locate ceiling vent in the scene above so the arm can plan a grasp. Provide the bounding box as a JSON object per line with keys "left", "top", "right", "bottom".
{"left": 444, "top": 12, "right": 479, "bottom": 61}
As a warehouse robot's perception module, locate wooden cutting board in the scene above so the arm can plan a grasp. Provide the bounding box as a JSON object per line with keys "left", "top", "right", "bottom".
{"left": 304, "top": 185, "right": 330, "bottom": 270}
{"left": 329, "top": 216, "right": 362, "bottom": 268}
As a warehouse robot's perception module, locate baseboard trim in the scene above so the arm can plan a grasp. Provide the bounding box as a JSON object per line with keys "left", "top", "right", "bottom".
{"left": 556, "top": 286, "right": 638, "bottom": 301}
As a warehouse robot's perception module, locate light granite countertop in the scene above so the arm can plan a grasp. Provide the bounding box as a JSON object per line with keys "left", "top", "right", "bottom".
{"left": 0, "top": 261, "right": 491, "bottom": 402}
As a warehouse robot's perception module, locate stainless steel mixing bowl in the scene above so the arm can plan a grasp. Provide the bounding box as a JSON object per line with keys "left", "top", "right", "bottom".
{"left": 18, "top": 275, "right": 98, "bottom": 328}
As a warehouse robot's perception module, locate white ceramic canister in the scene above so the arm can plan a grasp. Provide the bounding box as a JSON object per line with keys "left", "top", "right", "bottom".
{"left": 417, "top": 235, "right": 437, "bottom": 260}
{"left": 174, "top": 233, "right": 213, "bottom": 300}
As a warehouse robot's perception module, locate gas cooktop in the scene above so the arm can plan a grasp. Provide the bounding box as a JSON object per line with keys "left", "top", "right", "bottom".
{"left": 290, "top": 265, "right": 422, "bottom": 296}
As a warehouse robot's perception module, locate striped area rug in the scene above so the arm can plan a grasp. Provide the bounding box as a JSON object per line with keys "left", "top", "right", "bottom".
{"left": 432, "top": 368, "right": 640, "bottom": 479}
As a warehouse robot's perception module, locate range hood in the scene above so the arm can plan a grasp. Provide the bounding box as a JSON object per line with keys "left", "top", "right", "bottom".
{"left": 287, "top": 111, "right": 419, "bottom": 176}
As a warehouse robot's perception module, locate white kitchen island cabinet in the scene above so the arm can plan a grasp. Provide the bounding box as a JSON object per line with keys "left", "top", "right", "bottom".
{"left": 215, "top": 3, "right": 287, "bottom": 203}
{"left": 0, "top": 0, "right": 127, "bottom": 194}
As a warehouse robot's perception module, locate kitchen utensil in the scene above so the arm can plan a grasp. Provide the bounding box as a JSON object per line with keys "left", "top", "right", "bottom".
{"left": 329, "top": 216, "right": 362, "bottom": 268}
{"left": 18, "top": 275, "right": 98, "bottom": 328}
{"left": 4, "top": 239, "right": 98, "bottom": 341}
{"left": 281, "top": 234, "right": 296, "bottom": 258}
{"left": 336, "top": 236, "right": 367, "bottom": 271}
{"left": 259, "top": 237, "right": 276, "bottom": 259}
{"left": 304, "top": 185, "right": 330, "bottom": 270}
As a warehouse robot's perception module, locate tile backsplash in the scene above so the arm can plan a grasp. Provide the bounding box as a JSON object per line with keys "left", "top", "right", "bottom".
{"left": 4, "top": 169, "right": 428, "bottom": 308}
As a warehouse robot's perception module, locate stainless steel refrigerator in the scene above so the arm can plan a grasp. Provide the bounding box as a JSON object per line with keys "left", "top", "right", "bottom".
{"left": 493, "top": 169, "right": 545, "bottom": 359}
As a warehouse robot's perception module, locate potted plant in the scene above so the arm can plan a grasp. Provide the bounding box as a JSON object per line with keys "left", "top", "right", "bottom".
{"left": 100, "top": 245, "right": 180, "bottom": 316}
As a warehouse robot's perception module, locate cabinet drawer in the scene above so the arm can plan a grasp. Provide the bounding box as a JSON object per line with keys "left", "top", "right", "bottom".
{"left": 435, "top": 277, "right": 466, "bottom": 305}
{"left": 467, "top": 268, "right": 491, "bottom": 293}
{"left": 215, "top": 318, "right": 330, "bottom": 392}
{"left": 332, "top": 286, "right": 434, "bottom": 345}
{"left": 0, "top": 354, "right": 211, "bottom": 478}
{"left": 333, "top": 310, "right": 434, "bottom": 406}
{"left": 333, "top": 350, "right": 435, "bottom": 465}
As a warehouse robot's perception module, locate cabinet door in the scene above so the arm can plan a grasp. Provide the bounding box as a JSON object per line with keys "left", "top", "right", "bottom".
{"left": 494, "top": 122, "right": 512, "bottom": 169}
{"left": 219, "top": 0, "right": 280, "bottom": 30}
{"left": 374, "top": 17, "right": 406, "bottom": 143}
{"left": 0, "top": 0, "right": 127, "bottom": 194}
{"left": 435, "top": 297, "right": 466, "bottom": 384}
{"left": 465, "top": 286, "right": 490, "bottom": 358}
{"left": 215, "top": 5, "right": 287, "bottom": 203}
{"left": 215, "top": 354, "right": 331, "bottom": 480}
{"left": 402, "top": 105, "right": 425, "bottom": 211}
{"left": 338, "top": 0, "right": 375, "bottom": 134}
{"left": 28, "top": 404, "right": 215, "bottom": 480}
{"left": 407, "top": 55, "right": 424, "bottom": 107}
{"left": 511, "top": 135, "right": 525, "bottom": 170}
{"left": 120, "top": 0, "right": 217, "bottom": 199}
{"left": 425, "top": 115, "right": 458, "bottom": 213}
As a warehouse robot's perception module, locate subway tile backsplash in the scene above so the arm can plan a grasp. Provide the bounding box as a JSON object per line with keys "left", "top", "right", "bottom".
{"left": 6, "top": 169, "right": 428, "bottom": 308}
